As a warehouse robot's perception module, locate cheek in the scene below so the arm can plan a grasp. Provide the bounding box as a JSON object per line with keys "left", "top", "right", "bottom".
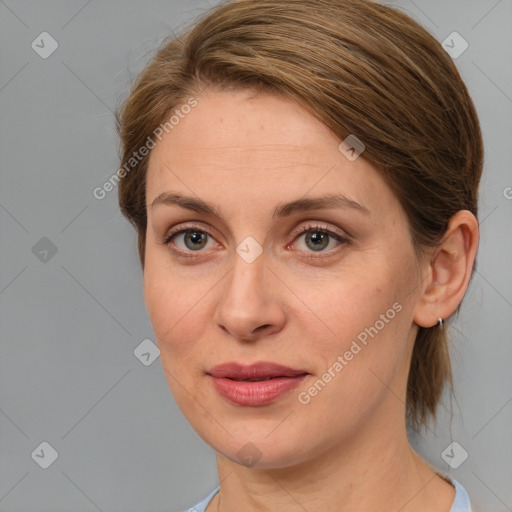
{"left": 143, "top": 256, "right": 210, "bottom": 362}
{"left": 299, "top": 262, "right": 412, "bottom": 395}
{"left": 143, "top": 260, "right": 214, "bottom": 410}
{"left": 307, "top": 266, "right": 402, "bottom": 345}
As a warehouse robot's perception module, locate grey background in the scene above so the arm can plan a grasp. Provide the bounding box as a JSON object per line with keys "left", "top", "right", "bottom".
{"left": 0, "top": 0, "right": 510, "bottom": 511}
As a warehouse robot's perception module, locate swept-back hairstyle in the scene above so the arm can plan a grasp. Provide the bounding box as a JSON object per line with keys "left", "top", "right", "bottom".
{"left": 116, "top": 0, "right": 483, "bottom": 430}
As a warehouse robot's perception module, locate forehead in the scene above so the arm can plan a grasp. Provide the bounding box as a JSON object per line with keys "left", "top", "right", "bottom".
{"left": 145, "top": 90, "right": 397, "bottom": 220}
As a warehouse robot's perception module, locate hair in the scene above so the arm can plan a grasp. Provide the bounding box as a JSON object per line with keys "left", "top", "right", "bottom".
{"left": 116, "top": 0, "right": 483, "bottom": 431}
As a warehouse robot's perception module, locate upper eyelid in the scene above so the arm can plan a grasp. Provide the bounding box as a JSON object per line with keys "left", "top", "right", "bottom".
{"left": 165, "top": 222, "right": 217, "bottom": 240}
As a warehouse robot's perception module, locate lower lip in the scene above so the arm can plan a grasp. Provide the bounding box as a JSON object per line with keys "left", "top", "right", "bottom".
{"left": 209, "top": 375, "right": 308, "bottom": 406}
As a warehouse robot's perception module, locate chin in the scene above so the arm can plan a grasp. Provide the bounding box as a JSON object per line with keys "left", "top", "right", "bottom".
{"left": 193, "top": 418, "right": 320, "bottom": 469}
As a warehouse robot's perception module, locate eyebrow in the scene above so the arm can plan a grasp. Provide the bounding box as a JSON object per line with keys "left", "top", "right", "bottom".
{"left": 150, "top": 192, "right": 370, "bottom": 218}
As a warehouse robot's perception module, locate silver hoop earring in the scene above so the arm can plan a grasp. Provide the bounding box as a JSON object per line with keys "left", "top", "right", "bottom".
{"left": 437, "top": 317, "right": 444, "bottom": 328}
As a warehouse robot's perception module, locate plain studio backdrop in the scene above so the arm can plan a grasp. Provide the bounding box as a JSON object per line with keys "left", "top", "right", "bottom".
{"left": 0, "top": 1, "right": 510, "bottom": 511}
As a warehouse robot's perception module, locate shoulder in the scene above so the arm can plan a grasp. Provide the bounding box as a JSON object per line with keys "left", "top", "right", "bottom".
{"left": 449, "top": 478, "right": 472, "bottom": 512}
{"left": 180, "top": 485, "right": 220, "bottom": 512}
{"left": 178, "top": 480, "right": 471, "bottom": 512}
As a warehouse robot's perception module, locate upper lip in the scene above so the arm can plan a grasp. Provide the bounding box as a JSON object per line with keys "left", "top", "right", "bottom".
{"left": 208, "top": 362, "right": 308, "bottom": 379}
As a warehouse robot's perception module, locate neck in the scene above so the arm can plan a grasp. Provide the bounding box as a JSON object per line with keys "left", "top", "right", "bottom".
{"left": 210, "top": 405, "right": 453, "bottom": 512}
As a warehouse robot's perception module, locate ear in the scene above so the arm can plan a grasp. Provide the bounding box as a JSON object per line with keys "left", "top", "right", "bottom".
{"left": 413, "top": 210, "right": 479, "bottom": 328}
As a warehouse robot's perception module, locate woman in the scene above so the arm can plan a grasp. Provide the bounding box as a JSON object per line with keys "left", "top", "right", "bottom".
{"left": 116, "top": 1, "right": 482, "bottom": 510}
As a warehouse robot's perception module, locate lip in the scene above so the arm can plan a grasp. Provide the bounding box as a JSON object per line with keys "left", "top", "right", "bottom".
{"left": 207, "top": 362, "right": 309, "bottom": 406}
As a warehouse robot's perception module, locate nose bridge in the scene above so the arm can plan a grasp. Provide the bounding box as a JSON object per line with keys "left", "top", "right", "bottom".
{"left": 214, "top": 237, "right": 284, "bottom": 340}
{"left": 224, "top": 240, "right": 267, "bottom": 313}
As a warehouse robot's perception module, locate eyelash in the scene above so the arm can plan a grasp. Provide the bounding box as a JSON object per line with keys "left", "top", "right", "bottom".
{"left": 160, "top": 222, "right": 351, "bottom": 261}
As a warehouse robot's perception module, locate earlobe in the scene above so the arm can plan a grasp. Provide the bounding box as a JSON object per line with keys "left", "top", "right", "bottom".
{"left": 413, "top": 210, "right": 479, "bottom": 328}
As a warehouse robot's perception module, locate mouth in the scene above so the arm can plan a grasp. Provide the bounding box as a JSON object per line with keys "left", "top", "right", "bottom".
{"left": 208, "top": 361, "right": 308, "bottom": 379}
{"left": 207, "top": 362, "right": 309, "bottom": 406}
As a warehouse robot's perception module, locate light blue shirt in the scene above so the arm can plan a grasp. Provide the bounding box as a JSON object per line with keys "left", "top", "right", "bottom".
{"left": 185, "top": 477, "right": 471, "bottom": 512}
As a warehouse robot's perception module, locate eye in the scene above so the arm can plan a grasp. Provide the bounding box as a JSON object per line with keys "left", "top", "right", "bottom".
{"left": 289, "top": 223, "right": 350, "bottom": 255}
{"left": 159, "top": 221, "right": 351, "bottom": 260}
{"left": 161, "top": 224, "right": 218, "bottom": 259}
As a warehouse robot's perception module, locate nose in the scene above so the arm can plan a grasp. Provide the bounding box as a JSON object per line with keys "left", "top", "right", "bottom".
{"left": 213, "top": 246, "right": 286, "bottom": 342}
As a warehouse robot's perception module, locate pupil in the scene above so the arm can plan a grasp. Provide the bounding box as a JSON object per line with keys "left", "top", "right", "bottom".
{"left": 306, "top": 232, "right": 328, "bottom": 251}
{"left": 185, "top": 231, "right": 207, "bottom": 250}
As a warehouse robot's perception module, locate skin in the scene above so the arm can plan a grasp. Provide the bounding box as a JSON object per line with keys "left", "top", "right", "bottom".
{"left": 143, "top": 89, "right": 479, "bottom": 512}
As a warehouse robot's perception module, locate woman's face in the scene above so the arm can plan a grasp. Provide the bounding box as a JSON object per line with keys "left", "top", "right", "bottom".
{"left": 144, "top": 89, "right": 426, "bottom": 468}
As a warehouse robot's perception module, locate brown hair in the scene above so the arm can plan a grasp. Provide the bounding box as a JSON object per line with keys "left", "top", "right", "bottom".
{"left": 116, "top": 0, "right": 483, "bottom": 430}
